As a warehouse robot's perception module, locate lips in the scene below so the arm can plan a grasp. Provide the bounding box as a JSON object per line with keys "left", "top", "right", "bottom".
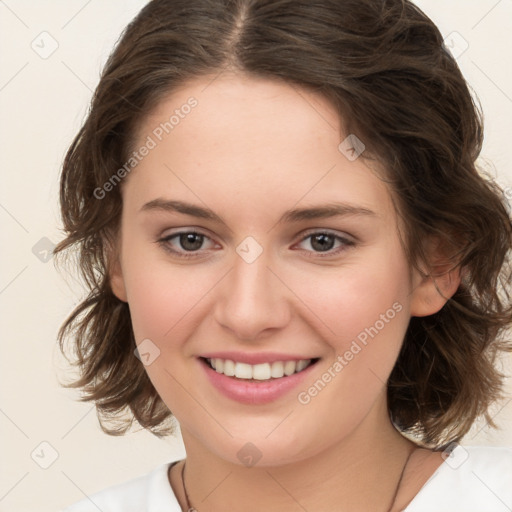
{"left": 198, "top": 353, "right": 320, "bottom": 404}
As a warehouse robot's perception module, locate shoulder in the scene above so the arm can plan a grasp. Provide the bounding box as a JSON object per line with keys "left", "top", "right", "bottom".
{"left": 59, "top": 461, "right": 181, "bottom": 512}
{"left": 405, "top": 445, "right": 512, "bottom": 512}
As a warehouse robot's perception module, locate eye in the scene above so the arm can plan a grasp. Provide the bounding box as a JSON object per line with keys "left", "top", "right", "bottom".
{"left": 157, "top": 230, "right": 218, "bottom": 258}
{"left": 157, "top": 229, "right": 355, "bottom": 259}
{"left": 294, "top": 230, "right": 355, "bottom": 257}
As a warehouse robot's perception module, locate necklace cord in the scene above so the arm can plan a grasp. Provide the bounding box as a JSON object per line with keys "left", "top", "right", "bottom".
{"left": 386, "top": 446, "right": 415, "bottom": 512}
{"left": 180, "top": 446, "right": 416, "bottom": 512}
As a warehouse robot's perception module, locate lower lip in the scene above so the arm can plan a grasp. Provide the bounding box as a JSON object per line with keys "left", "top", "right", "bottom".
{"left": 200, "top": 358, "right": 317, "bottom": 405}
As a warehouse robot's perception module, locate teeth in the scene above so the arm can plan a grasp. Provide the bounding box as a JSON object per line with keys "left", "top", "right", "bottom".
{"left": 253, "top": 363, "right": 271, "bottom": 380}
{"left": 214, "top": 358, "right": 224, "bottom": 374}
{"left": 235, "top": 362, "right": 253, "bottom": 379}
{"left": 284, "top": 361, "right": 296, "bottom": 376}
{"left": 296, "top": 360, "right": 308, "bottom": 372}
{"left": 206, "top": 358, "right": 313, "bottom": 380}
{"left": 223, "top": 359, "right": 235, "bottom": 377}
{"left": 270, "top": 361, "right": 284, "bottom": 378}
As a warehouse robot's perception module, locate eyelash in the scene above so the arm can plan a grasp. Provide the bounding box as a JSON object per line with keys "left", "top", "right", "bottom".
{"left": 157, "top": 229, "right": 356, "bottom": 259}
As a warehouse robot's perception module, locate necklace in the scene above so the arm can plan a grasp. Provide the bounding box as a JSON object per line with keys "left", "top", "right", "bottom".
{"left": 180, "top": 447, "right": 415, "bottom": 512}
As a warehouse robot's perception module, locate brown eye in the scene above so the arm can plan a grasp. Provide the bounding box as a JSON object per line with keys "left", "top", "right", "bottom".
{"left": 310, "top": 233, "right": 336, "bottom": 252}
{"left": 178, "top": 232, "right": 205, "bottom": 251}
{"left": 295, "top": 231, "right": 355, "bottom": 258}
{"left": 158, "top": 230, "right": 218, "bottom": 258}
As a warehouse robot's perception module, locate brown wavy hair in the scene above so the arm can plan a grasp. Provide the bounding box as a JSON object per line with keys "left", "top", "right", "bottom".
{"left": 54, "top": 0, "right": 512, "bottom": 448}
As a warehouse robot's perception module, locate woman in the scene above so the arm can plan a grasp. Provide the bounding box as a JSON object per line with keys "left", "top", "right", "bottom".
{"left": 56, "top": 0, "right": 512, "bottom": 510}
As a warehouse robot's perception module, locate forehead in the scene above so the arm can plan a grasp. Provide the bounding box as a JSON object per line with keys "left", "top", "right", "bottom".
{"left": 139, "top": 72, "right": 343, "bottom": 155}
{"left": 126, "top": 73, "right": 394, "bottom": 222}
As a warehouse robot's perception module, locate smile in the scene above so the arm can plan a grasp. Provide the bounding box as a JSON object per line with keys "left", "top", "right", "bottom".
{"left": 199, "top": 355, "right": 320, "bottom": 404}
{"left": 205, "top": 357, "right": 315, "bottom": 380}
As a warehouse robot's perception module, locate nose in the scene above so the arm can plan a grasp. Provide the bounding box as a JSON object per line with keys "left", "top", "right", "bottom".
{"left": 213, "top": 248, "right": 291, "bottom": 342}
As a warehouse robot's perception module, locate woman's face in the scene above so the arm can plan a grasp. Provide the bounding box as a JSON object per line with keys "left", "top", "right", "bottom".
{"left": 111, "top": 73, "right": 426, "bottom": 466}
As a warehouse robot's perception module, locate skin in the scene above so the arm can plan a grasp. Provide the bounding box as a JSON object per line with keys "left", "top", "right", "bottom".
{"left": 110, "top": 72, "right": 460, "bottom": 511}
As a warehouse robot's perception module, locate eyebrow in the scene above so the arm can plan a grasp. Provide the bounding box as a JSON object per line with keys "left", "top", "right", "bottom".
{"left": 140, "top": 198, "right": 376, "bottom": 224}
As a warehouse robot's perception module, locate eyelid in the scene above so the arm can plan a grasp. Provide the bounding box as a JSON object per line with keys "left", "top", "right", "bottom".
{"left": 298, "top": 227, "right": 356, "bottom": 243}
{"left": 159, "top": 227, "right": 214, "bottom": 240}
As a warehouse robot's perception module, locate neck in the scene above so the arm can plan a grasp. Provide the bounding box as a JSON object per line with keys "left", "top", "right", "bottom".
{"left": 175, "top": 401, "right": 417, "bottom": 512}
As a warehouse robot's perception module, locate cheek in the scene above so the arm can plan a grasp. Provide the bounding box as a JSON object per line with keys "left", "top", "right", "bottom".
{"left": 284, "top": 250, "right": 411, "bottom": 351}
{"left": 122, "top": 251, "right": 222, "bottom": 348}
{"left": 292, "top": 246, "right": 411, "bottom": 405}
{"left": 120, "top": 256, "right": 221, "bottom": 415}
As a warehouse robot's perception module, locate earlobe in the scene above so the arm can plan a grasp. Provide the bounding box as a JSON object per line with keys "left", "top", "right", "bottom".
{"left": 108, "top": 243, "right": 128, "bottom": 303}
{"left": 110, "top": 265, "right": 128, "bottom": 302}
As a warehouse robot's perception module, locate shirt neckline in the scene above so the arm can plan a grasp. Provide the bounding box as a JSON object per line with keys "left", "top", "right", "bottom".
{"left": 156, "top": 448, "right": 457, "bottom": 512}
{"left": 401, "top": 445, "right": 459, "bottom": 510}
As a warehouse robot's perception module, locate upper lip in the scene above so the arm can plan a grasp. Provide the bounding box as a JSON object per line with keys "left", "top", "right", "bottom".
{"left": 199, "top": 351, "right": 319, "bottom": 365}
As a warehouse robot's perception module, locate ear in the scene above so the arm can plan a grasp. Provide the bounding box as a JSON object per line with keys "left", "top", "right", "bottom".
{"left": 108, "top": 237, "right": 128, "bottom": 303}
{"left": 409, "top": 237, "right": 462, "bottom": 317}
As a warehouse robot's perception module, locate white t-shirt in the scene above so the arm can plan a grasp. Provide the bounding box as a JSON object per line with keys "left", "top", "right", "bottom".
{"left": 60, "top": 445, "right": 512, "bottom": 512}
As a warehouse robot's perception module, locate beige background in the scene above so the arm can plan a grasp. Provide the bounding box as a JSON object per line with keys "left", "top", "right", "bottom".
{"left": 0, "top": 1, "right": 511, "bottom": 511}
